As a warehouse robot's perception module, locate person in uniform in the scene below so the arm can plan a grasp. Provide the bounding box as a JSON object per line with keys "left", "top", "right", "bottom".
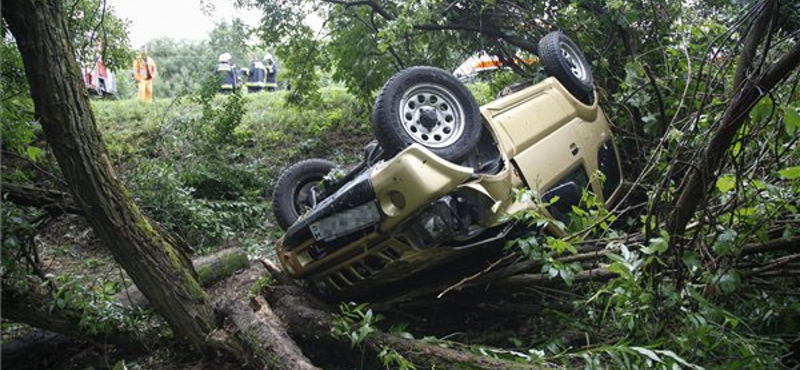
{"left": 265, "top": 54, "right": 278, "bottom": 92}
{"left": 214, "top": 53, "right": 238, "bottom": 94}
{"left": 132, "top": 45, "right": 157, "bottom": 101}
{"left": 245, "top": 57, "right": 267, "bottom": 93}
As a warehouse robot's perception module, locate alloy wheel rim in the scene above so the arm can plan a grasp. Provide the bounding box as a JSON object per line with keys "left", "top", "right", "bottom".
{"left": 559, "top": 41, "right": 588, "bottom": 82}
{"left": 398, "top": 83, "right": 466, "bottom": 149}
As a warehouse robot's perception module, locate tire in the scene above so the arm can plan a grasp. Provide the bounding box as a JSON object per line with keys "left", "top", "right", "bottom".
{"left": 272, "top": 159, "right": 336, "bottom": 231}
{"left": 538, "top": 31, "right": 595, "bottom": 105}
{"left": 373, "top": 66, "right": 481, "bottom": 162}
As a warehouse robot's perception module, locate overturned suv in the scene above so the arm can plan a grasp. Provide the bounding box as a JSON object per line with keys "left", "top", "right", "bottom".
{"left": 272, "top": 32, "right": 623, "bottom": 299}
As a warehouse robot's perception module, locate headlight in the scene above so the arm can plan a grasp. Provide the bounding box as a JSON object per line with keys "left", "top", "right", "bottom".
{"left": 421, "top": 212, "right": 448, "bottom": 240}
{"left": 401, "top": 200, "right": 454, "bottom": 249}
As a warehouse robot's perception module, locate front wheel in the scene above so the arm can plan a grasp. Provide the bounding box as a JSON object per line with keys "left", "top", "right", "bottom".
{"left": 272, "top": 159, "right": 337, "bottom": 231}
{"left": 372, "top": 67, "right": 482, "bottom": 162}
{"left": 538, "top": 31, "right": 595, "bottom": 105}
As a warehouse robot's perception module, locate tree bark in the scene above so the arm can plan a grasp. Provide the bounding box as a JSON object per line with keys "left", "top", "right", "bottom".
{"left": 741, "top": 236, "right": 800, "bottom": 255}
{"left": 226, "top": 297, "right": 321, "bottom": 370}
{"left": 500, "top": 267, "right": 615, "bottom": 287}
{"left": 2, "top": 0, "right": 216, "bottom": 350}
{"left": 117, "top": 248, "right": 250, "bottom": 309}
{"left": 1, "top": 182, "right": 83, "bottom": 215}
{"left": 210, "top": 265, "right": 322, "bottom": 370}
{"left": 732, "top": 0, "right": 777, "bottom": 91}
{"left": 1, "top": 331, "right": 85, "bottom": 370}
{"left": 1, "top": 249, "right": 250, "bottom": 362}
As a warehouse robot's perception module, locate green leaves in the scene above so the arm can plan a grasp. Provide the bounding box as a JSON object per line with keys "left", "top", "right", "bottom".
{"left": 111, "top": 360, "right": 128, "bottom": 370}
{"left": 605, "top": 245, "right": 639, "bottom": 280}
{"left": 66, "top": 0, "right": 132, "bottom": 72}
{"left": 783, "top": 106, "right": 800, "bottom": 135}
{"left": 543, "top": 260, "right": 582, "bottom": 286}
{"left": 548, "top": 237, "right": 577, "bottom": 255}
{"left": 571, "top": 345, "right": 704, "bottom": 370}
{"left": 711, "top": 229, "right": 738, "bottom": 257}
{"left": 331, "top": 302, "right": 382, "bottom": 348}
{"left": 146, "top": 38, "right": 215, "bottom": 98}
{"left": 716, "top": 174, "right": 737, "bottom": 193}
{"left": 640, "top": 230, "right": 669, "bottom": 255}
{"left": 778, "top": 166, "right": 800, "bottom": 180}
{"left": 716, "top": 270, "right": 741, "bottom": 294}
{"left": 379, "top": 347, "right": 418, "bottom": 370}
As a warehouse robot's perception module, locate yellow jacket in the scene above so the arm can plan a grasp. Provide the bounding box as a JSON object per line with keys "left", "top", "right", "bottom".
{"left": 132, "top": 56, "right": 157, "bottom": 82}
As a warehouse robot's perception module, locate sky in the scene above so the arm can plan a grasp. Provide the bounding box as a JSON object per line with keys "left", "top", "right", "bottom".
{"left": 107, "top": 0, "right": 263, "bottom": 47}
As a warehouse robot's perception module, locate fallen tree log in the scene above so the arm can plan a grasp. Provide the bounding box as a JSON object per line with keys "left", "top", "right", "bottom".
{"left": 258, "top": 261, "right": 551, "bottom": 370}
{"left": 501, "top": 267, "right": 616, "bottom": 287}
{"left": 1, "top": 182, "right": 83, "bottom": 215}
{"left": 1, "top": 330, "right": 87, "bottom": 370}
{"left": 1, "top": 181, "right": 195, "bottom": 255}
{"left": 1, "top": 288, "right": 148, "bottom": 353}
{"left": 741, "top": 236, "right": 800, "bottom": 256}
{"left": 1, "top": 248, "right": 250, "bottom": 356}
{"left": 226, "top": 297, "right": 321, "bottom": 370}
{"left": 209, "top": 264, "right": 320, "bottom": 370}
{"left": 117, "top": 248, "right": 249, "bottom": 308}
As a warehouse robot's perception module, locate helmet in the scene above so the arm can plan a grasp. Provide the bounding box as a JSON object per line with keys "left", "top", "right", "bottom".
{"left": 264, "top": 53, "right": 274, "bottom": 62}
{"left": 219, "top": 53, "right": 232, "bottom": 63}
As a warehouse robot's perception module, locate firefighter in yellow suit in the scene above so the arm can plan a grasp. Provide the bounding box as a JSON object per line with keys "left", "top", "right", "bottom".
{"left": 132, "top": 46, "right": 157, "bottom": 102}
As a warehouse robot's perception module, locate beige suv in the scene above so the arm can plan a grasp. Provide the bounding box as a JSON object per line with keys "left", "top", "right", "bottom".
{"left": 272, "top": 32, "right": 622, "bottom": 299}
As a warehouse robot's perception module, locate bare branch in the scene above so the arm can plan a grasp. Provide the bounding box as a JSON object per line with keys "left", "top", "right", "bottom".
{"left": 415, "top": 23, "right": 540, "bottom": 54}
{"left": 733, "top": 0, "right": 778, "bottom": 90}
{"left": 666, "top": 32, "right": 800, "bottom": 244}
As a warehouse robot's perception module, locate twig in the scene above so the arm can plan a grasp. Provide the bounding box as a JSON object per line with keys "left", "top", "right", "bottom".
{"left": 501, "top": 267, "right": 615, "bottom": 287}
{"left": 749, "top": 253, "right": 800, "bottom": 276}
{"left": 740, "top": 236, "right": 800, "bottom": 255}
{"left": 2, "top": 150, "right": 67, "bottom": 186}
{"left": 437, "top": 253, "right": 516, "bottom": 299}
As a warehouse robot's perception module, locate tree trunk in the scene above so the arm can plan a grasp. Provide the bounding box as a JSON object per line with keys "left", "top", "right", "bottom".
{"left": 2, "top": 0, "right": 215, "bottom": 350}
{"left": 732, "top": 0, "right": 777, "bottom": 91}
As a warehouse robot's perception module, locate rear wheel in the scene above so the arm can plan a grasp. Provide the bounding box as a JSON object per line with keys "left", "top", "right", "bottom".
{"left": 373, "top": 66, "right": 482, "bottom": 162}
{"left": 272, "top": 159, "right": 336, "bottom": 231}
{"left": 538, "top": 31, "right": 595, "bottom": 105}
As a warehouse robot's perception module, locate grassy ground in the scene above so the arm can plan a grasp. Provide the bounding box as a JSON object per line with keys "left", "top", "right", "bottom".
{"left": 90, "top": 87, "right": 374, "bottom": 258}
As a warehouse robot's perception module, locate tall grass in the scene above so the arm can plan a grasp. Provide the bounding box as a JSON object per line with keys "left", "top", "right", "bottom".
{"left": 91, "top": 87, "right": 372, "bottom": 254}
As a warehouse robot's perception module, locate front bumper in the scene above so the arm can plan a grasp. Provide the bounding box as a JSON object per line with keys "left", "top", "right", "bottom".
{"left": 282, "top": 170, "right": 376, "bottom": 251}
{"left": 277, "top": 144, "right": 475, "bottom": 278}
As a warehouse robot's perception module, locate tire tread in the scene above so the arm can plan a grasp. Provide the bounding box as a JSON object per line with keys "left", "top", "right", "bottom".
{"left": 272, "top": 159, "right": 336, "bottom": 231}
